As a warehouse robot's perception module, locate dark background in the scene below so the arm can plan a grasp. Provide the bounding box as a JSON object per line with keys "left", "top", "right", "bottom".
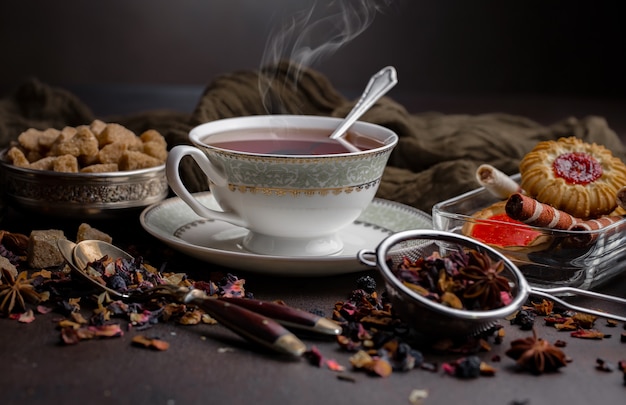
{"left": 1, "top": 0, "right": 624, "bottom": 116}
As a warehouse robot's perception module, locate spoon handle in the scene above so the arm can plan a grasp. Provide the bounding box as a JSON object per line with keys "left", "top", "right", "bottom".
{"left": 329, "top": 66, "right": 398, "bottom": 139}
{"left": 186, "top": 290, "right": 307, "bottom": 356}
{"left": 219, "top": 297, "right": 342, "bottom": 336}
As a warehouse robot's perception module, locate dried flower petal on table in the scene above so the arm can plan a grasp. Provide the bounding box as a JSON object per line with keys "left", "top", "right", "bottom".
{"left": 179, "top": 308, "right": 204, "bottom": 325}
{"left": 572, "top": 313, "right": 597, "bottom": 329}
{"left": 191, "top": 280, "right": 219, "bottom": 296}
{"left": 570, "top": 329, "right": 606, "bottom": 339}
{"left": 0, "top": 269, "right": 41, "bottom": 315}
{"left": 17, "top": 309, "right": 35, "bottom": 323}
{"left": 443, "top": 355, "right": 483, "bottom": 379}
{"left": 70, "top": 311, "right": 88, "bottom": 325}
{"left": 348, "top": 350, "right": 393, "bottom": 377}
{"left": 60, "top": 323, "right": 123, "bottom": 344}
{"left": 531, "top": 299, "right": 554, "bottom": 316}
{"left": 132, "top": 334, "right": 170, "bottom": 351}
{"left": 505, "top": 329, "right": 567, "bottom": 374}
{"left": 595, "top": 358, "right": 615, "bottom": 372}
{"left": 304, "top": 345, "right": 346, "bottom": 371}
{"left": 217, "top": 273, "right": 246, "bottom": 298}
{"left": 408, "top": 388, "right": 429, "bottom": 405}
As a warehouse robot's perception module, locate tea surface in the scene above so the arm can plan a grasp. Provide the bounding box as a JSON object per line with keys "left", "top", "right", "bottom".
{"left": 205, "top": 128, "right": 384, "bottom": 155}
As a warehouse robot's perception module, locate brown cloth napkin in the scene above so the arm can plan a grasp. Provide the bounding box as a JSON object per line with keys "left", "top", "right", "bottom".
{"left": 1, "top": 62, "right": 624, "bottom": 213}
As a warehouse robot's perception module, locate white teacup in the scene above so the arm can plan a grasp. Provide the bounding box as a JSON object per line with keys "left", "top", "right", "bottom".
{"left": 166, "top": 115, "right": 398, "bottom": 257}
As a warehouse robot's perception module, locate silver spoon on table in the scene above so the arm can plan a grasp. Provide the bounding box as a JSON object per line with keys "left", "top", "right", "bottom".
{"left": 57, "top": 239, "right": 340, "bottom": 356}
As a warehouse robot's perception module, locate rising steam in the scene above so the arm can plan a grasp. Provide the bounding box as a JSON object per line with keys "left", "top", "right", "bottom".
{"left": 259, "top": 0, "right": 393, "bottom": 112}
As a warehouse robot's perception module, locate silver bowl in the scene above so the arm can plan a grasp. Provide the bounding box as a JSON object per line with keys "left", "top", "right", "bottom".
{"left": 0, "top": 148, "right": 168, "bottom": 219}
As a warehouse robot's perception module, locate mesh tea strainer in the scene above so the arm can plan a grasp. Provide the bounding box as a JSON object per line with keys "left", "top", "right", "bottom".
{"left": 357, "top": 229, "right": 626, "bottom": 338}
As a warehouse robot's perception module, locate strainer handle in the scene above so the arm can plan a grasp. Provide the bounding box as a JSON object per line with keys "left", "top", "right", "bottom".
{"left": 529, "top": 288, "right": 626, "bottom": 322}
{"left": 357, "top": 249, "right": 378, "bottom": 267}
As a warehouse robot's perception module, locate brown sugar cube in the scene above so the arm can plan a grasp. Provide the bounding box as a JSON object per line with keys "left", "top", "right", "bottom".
{"left": 90, "top": 119, "right": 107, "bottom": 136}
{"left": 142, "top": 141, "right": 168, "bottom": 162}
{"left": 52, "top": 154, "right": 79, "bottom": 173}
{"left": 0, "top": 256, "right": 18, "bottom": 279}
{"left": 76, "top": 223, "right": 113, "bottom": 243}
{"left": 80, "top": 163, "right": 119, "bottom": 173}
{"left": 74, "top": 126, "right": 99, "bottom": 156}
{"left": 26, "top": 149, "right": 44, "bottom": 163}
{"left": 28, "top": 156, "right": 56, "bottom": 171}
{"left": 17, "top": 128, "right": 45, "bottom": 151}
{"left": 97, "top": 123, "right": 142, "bottom": 150}
{"left": 7, "top": 147, "right": 30, "bottom": 167}
{"left": 17, "top": 127, "right": 61, "bottom": 156}
{"left": 139, "top": 129, "right": 167, "bottom": 147}
{"left": 98, "top": 142, "right": 128, "bottom": 164}
{"left": 50, "top": 126, "right": 98, "bottom": 158}
{"left": 37, "top": 128, "right": 62, "bottom": 150}
{"left": 78, "top": 154, "right": 100, "bottom": 167}
{"left": 47, "top": 130, "right": 76, "bottom": 155}
{"left": 59, "top": 126, "right": 77, "bottom": 139}
{"left": 118, "top": 150, "right": 162, "bottom": 170}
{"left": 27, "top": 229, "right": 66, "bottom": 269}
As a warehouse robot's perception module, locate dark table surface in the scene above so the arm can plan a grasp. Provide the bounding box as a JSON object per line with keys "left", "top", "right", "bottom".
{"left": 1, "top": 90, "right": 625, "bottom": 405}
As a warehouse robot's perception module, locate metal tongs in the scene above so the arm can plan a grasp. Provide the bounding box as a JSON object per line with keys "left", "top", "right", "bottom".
{"left": 58, "top": 239, "right": 342, "bottom": 357}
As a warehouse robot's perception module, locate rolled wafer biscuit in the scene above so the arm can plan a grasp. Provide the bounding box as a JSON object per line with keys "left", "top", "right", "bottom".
{"left": 567, "top": 215, "right": 625, "bottom": 247}
{"left": 476, "top": 164, "right": 522, "bottom": 199}
{"left": 505, "top": 193, "right": 579, "bottom": 230}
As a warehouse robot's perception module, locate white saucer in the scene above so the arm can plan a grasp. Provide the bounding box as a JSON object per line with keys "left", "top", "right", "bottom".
{"left": 139, "top": 192, "right": 432, "bottom": 276}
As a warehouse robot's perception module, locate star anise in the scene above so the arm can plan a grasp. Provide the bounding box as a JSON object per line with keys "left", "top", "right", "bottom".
{"left": 0, "top": 268, "right": 41, "bottom": 315}
{"left": 459, "top": 250, "right": 511, "bottom": 310}
{"left": 505, "top": 328, "right": 567, "bottom": 374}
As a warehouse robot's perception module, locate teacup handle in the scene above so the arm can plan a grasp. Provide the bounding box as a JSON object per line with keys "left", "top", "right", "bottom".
{"left": 166, "top": 145, "right": 248, "bottom": 228}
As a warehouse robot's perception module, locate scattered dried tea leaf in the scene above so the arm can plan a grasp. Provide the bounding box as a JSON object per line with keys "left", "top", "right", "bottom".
{"left": 336, "top": 374, "right": 357, "bottom": 383}
{"left": 179, "top": 309, "right": 203, "bottom": 325}
{"left": 132, "top": 334, "right": 170, "bottom": 351}
{"left": 408, "top": 389, "right": 429, "bottom": 405}
{"left": 326, "top": 359, "right": 346, "bottom": 372}
{"left": 70, "top": 311, "right": 88, "bottom": 325}
{"left": 18, "top": 309, "right": 35, "bottom": 323}
{"left": 531, "top": 299, "right": 554, "bottom": 315}
{"left": 571, "top": 329, "right": 606, "bottom": 339}
{"left": 595, "top": 358, "right": 615, "bottom": 372}
{"left": 572, "top": 313, "right": 597, "bottom": 329}
{"left": 36, "top": 305, "right": 53, "bottom": 314}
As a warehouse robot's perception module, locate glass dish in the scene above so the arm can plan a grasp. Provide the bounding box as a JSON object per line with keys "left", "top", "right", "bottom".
{"left": 432, "top": 174, "right": 626, "bottom": 290}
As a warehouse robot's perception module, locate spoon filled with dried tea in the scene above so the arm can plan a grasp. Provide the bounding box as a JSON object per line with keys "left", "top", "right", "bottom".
{"left": 58, "top": 239, "right": 338, "bottom": 356}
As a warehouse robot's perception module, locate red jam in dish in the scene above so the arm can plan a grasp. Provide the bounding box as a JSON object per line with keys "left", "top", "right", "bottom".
{"left": 470, "top": 213, "right": 542, "bottom": 247}
{"left": 552, "top": 152, "right": 602, "bottom": 185}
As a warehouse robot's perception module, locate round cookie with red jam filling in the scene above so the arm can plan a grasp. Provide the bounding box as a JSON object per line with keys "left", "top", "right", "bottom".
{"left": 462, "top": 201, "right": 552, "bottom": 252}
{"left": 519, "top": 137, "right": 626, "bottom": 219}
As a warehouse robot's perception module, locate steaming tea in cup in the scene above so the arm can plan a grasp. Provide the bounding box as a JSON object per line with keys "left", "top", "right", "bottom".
{"left": 166, "top": 115, "right": 398, "bottom": 257}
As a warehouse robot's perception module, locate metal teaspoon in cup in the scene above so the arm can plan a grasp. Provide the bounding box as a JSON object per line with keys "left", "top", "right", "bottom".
{"left": 329, "top": 66, "right": 398, "bottom": 143}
